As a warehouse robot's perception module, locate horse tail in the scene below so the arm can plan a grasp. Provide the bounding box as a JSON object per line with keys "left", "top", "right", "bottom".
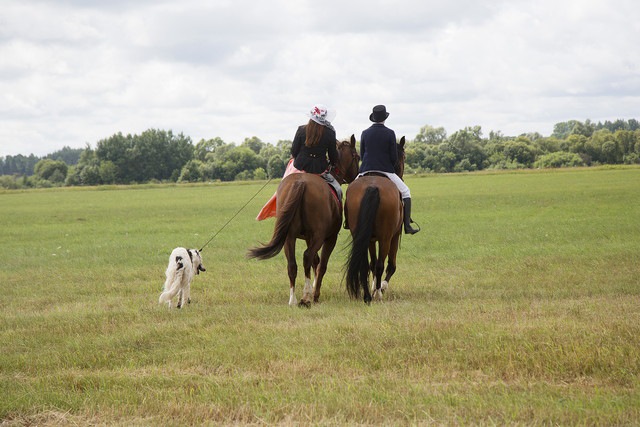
{"left": 345, "top": 186, "right": 379, "bottom": 299}
{"left": 247, "top": 180, "right": 305, "bottom": 260}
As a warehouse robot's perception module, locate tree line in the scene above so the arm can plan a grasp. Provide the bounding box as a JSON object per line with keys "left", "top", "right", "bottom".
{"left": 1, "top": 119, "right": 639, "bottom": 189}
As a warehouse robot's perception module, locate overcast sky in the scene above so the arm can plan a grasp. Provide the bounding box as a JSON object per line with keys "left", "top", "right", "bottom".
{"left": 1, "top": 0, "right": 639, "bottom": 157}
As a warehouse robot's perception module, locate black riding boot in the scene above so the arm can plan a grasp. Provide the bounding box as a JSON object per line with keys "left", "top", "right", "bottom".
{"left": 403, "top": 198, "right": 419, "bottom": 235}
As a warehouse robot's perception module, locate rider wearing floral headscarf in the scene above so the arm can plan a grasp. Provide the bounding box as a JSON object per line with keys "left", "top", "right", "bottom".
{"left": 289, "top": 104, "right": 342, "bottom": 200}
{"left": 255, "top": 104, "right": 341, "bottom": 221}
{"left": 291, "top": 104, "right": 339, "bottom": 174}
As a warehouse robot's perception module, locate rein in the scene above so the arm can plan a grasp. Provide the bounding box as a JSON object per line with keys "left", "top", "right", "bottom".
{"left": 330, "top": 142, "right": 359, "bottom": 184}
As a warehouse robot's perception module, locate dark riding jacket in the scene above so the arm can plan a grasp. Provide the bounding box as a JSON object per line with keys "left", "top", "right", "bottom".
{"left": 291, "top": 125, "right": 338, "bottom": 174}
{"left": 359, "top": 123, "right": 398, "bottom": 174}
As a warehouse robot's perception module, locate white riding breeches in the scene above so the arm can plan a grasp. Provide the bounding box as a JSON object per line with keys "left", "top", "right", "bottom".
{"left": 357, "top": 171, "right": 411, "bottom": 199}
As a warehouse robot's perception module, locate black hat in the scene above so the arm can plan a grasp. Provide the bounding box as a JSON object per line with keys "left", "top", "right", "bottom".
{"left": 369, "top": 105, "right": 390, "bottom": 122}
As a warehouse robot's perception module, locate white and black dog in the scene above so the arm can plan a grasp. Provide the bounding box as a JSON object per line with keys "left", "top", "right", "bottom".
{"left": 159, "top": 248, "right": 206, "bottom": 308}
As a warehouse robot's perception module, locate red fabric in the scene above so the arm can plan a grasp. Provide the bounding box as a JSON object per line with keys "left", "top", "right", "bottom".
{"left": 256, "top": 159, "right": 304, "bottom": 220}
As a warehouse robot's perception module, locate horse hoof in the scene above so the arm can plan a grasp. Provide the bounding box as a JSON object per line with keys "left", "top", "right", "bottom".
{"left": 298, "top": 300, "right": 311, "bottom": 309}
{"left": 381, "top": 281, "right": 388, "bottom": 293}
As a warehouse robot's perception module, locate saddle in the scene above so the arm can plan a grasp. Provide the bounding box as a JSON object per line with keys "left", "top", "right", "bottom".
{"left": 359, "top": 171, "right": 390, "bottom": 179}
{"left": 322, "top": 173, "right": 342, "bottom": 211}
{"left": 358, "top": 171, "right": 402, "bottom": 203}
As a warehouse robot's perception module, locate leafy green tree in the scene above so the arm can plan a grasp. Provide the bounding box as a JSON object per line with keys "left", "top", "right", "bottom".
{"left": 69, "top": 147, "right": 102, "bottom": 185}
{"left": 95, "top": 132, "right": 134, "bottom": 183}
{"left": 133, "top": 129, "right": 194, "bottom": 182}
{"left": 415, "top": 125, "right": 447, "bottom": 145}
{"left": 0, "top": 175, "right": 19, "bottom": 189}
{"left": 253, "top": 167, "right": 267, "bottom": 180}
{"left": 267, "top": 155, "right": 286, "bottom": 178}
{"left": 99, "top": 161, "right": 118, "bottom": 184}
{"left": 614, "top": 130, "right": 637, "bottom": 157}
{"left": 34, "top": 159, "right": 68, "bottom": 183}
{"left": 65, "top": 166, "right": 80, "bottom": 186}
{"left": 179, "top": 160, "right": 205, "bottom": 182}
{"left": 503, "top": 138, "right": 537, "bottom": 166}
{"left": 423, "top": 145, "right": 457, "bottom": 172}
{"left": 0, "top": 154, "right": 39, "bottom": 176}
{"left": 552, "top": 120, "right": 582, "bottom": 139}
{"left": 234, "top": 170, "right": 253, "bottom": 181}
{"left": 276, "top": 139, "right": 293, "bottom": 159}
{"left": 241, "top": 136, "right": 265, "bottom": 154}
{"left": 217, "top": 146, "right": 263, "bottom": 181}
{"left": 194, "top": 137, "right": 225, "bottom": 161}
{"left": 601, "top": 140, "right": 622, "bottom": 164}
{"left": 570, "top": 120, "right": 595, "bottom": 138}
{"left": 95, "top": 129, "right": 193, "bottom": 183}
{"left": 561, "top": 134, "right": 588, "bottom": 154}
{"left": 536, "top": 137, "right": 562, "bottom": 154}
{"left": 405, "top": 145, "right": 426, "bottom": 170}
{"left": 454, "top": 158, "right": 475, "bottom": 172}
{"left": 80, "top": 166, "right": 101, "bottom": 185}
{"left": 46, "top": 146, "right": 84, "bottom": 165}
{"left": 534, "top": 152, "right": 584, "bottom": 168}
{"left": 447, "top": 126, "right": 486, "bottom": 170}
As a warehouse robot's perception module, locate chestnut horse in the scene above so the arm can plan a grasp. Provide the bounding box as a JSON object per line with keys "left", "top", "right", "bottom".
{"left": 247, "top": 135, "right": 360, "bottom": 307}
{"left": 344, "top": 136, "right": 406, "bottom": 304}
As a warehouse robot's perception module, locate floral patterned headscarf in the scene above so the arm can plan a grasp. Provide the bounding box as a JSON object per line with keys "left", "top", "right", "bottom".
{"left": 307, "top": 104, "right": 336, "bottom": 131}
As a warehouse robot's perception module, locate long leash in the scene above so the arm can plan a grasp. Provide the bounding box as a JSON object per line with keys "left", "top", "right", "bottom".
{"left": 199, "top": 178, "right": 273, "bottom": 252}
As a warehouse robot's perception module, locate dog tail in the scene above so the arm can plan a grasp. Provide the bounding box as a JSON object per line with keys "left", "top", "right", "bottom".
{"left": 159, "top": 256, "right": 186, "bottom": 304}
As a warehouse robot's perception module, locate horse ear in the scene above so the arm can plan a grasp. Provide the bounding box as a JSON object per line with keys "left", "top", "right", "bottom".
{"left": 350, "top": 134, "right": 356, "bottom": 147}
{"left": 399, "top": 136, "right": 405, "bottom": 148}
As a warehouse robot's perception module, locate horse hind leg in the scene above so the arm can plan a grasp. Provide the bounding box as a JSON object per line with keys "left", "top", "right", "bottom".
{"left": 381, "top": 262, "right": 396, "bottom": 294}
{"left": 368, "top": 242, "right": 377, "bottom": 296}
{"left": 300, "top": 275, "right": 313, "bottom": 308}
{"left": 299, "top": 243, "right": 322, "bottom": 308}
{"left": 313, "top": 234, "right": 338, "bottom": 303}
{"left": 372, "top": 245, "right": 389, "bottom": 302}
{"left": 381, "top": 232, "right": 400, "bottom": 294}
{"left": 311, "top": 253, "right": 320, "bottom": 298}
{"left": 284, "top": 238, "right": 298, "bottom": 306}
{"left": 372, "top": 260, "right": 385, "bottom": 302}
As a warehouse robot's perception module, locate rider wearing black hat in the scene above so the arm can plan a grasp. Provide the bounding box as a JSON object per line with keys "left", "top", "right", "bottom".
{"left": 358, "top": 105, "right": 419, "bottom": 234}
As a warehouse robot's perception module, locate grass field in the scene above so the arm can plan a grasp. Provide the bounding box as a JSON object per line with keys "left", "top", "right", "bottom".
{"left": 1, "top": 167, "right": 639, "bottom": 425}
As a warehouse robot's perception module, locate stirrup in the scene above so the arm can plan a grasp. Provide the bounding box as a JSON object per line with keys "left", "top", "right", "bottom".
{"left": 404, "top": 220, "right": 421, "bottom": 234}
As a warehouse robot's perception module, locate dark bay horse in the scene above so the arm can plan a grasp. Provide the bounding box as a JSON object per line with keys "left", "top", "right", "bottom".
{"left": 247, "top": 135, "right": 360, "bottom": 307}
{"left": 344, "top": 136, "right": 406, "bottom": 304}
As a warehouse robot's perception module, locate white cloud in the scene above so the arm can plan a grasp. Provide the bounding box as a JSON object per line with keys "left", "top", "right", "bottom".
{"left": 1, "top": 0, "right": 639, "bottom": 156}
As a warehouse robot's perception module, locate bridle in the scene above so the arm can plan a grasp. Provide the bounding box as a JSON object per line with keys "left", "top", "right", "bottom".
{"left": 330, "top": 141, "right": 359, "bottom": 185}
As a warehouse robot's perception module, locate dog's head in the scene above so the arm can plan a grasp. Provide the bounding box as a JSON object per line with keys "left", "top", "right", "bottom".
{"left": 190, "top": 249, "right": 206, "bottom": 275}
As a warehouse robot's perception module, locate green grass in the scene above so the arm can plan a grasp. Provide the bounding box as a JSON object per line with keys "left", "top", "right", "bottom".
{"left": 1, "top": 167, "right": 639, "bottom": 425}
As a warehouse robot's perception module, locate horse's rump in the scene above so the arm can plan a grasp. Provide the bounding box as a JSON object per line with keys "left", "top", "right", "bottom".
{"left": 281, "top": 173, "right": 341, "bottom": 238}
{"left": 346, "top": 176, "right": 402, "bottom": 237}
